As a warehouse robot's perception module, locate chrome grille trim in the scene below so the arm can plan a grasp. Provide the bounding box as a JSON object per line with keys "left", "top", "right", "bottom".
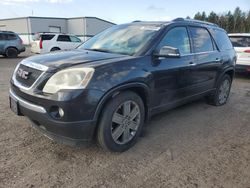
{"left": 12, "top": 60, "right": 49, "bottom": 91}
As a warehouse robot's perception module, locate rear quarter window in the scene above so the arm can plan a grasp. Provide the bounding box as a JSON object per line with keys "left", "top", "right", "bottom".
{"left": 41, "top": 34, "right": 55, "bottom": 41}
{"left": 57, "top": 35, "right": 71, "bottom": 42}
{"left": 210, "top": 29, "right": 233, "bottom": 51}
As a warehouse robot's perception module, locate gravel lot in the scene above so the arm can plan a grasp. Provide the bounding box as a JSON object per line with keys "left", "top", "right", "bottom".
{"left": 0, "top": 50, "right": 250, "bottom": 188}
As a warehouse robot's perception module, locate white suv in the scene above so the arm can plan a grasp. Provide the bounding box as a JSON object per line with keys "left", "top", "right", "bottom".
{"left": 228, "top": 33, "right": 250, "bottom": 72}
{"left": 31, "top": 33, "right": 82, "bottom": 54}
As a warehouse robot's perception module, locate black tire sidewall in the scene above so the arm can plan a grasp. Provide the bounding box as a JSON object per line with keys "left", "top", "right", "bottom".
{"left": 214, "top": 74, "right": 232, "bottom": 106}
{"left": 97, "top": 91, "right": 145, "bottom": 152}
{"left": 6, "top": 48, "right": 18, "bottom": 58}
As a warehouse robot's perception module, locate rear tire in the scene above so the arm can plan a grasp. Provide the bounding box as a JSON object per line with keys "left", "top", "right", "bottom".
{"left": 97, "top": 91, "right": 145, "bottom": 152}
{"left": 50, "top": 47, "right": 60, "bottom": 52}
{"left": 5, "top": 47, "right": 18, "bottom": 58}
{"left": 206, "top": 74, "right": 232, "bottom": 106}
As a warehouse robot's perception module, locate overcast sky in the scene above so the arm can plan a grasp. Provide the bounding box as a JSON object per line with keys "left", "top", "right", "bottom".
{"left": 0, "top": 0, "right": 249, "bottom": 24}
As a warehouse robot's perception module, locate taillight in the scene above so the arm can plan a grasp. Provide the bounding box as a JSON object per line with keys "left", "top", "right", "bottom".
{"left": 39, "top": 39, "right": 43, "bottom": 49}
{"left": 20, "top": 39, "right": 23, "bottom": 44}
{"left": 244, "top": 50, "right": 250, "bottom": 53}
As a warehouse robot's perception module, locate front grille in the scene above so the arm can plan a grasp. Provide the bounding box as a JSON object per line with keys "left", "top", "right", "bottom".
{"left": 15, "top": 64, "right": 43, "bottom": 88}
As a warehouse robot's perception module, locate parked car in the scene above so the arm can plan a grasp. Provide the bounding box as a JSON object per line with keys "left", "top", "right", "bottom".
{"left": 31, "top": 33, "right": 82, "bottom": 54}
{"left": 10, "top": 18, "right": 236, "bottom": 152}
{"left": 0, "top": 31, "right": 25, "bottom": 58}
{"left": 228, "top": 33, "right": 250, "bottom": 72}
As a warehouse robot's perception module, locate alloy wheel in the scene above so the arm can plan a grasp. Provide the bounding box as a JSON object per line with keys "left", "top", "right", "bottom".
{"left": 218, "top": 79, "right": 230, "bottom": 104}
{"left": 111, "top": 100, "right": 141, "bottom": 145}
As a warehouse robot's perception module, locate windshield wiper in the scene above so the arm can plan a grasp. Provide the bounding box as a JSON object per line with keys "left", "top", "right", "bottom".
{"left": 85, "top": 48, "right": 112, "bottom": 53}
{"left": 85, "top": 48, "right": 130, "bottom": 56}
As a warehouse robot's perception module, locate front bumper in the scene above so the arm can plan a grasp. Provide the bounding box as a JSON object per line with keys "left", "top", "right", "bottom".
{"left": 9, "top": 89, "right": 98, "bottom": 146}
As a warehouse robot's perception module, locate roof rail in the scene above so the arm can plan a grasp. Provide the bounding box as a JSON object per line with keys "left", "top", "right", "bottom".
{"left": 172, "top": 18, "right": 219, "bottom": 27}
{"left": 172, "top": 18, "right": 185, "bottom": 22}
{"left": 132, "top": 20, "right": 141, "bottom": 23}
{"left": 0, "top": 30, "right": 15, "bottom": 33}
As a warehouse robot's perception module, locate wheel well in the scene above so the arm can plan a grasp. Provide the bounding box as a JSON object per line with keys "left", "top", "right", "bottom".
{"left": 225, "top": 69, "right": 234, "bottom": 80}
{"left": 93, "top": 86, "right": 150, "bottom": 138}
{"left": 5, "top": 46, "right": 18, "bottom": 52}
{"left": 105, "top": 87, "right": 149, "bottom": 121}
{"left": 127, "top": 87, "right": 149, "bottom": 120}
{"left": 51, "top": 47, "right": 60, "bottom": 51}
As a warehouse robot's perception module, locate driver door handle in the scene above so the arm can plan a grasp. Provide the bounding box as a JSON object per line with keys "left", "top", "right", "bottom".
{"left": 189, "top": 62, "right": 196, "bottom": 66}
{"left": 215, "top": 58, "right": 221, "bottom": 62}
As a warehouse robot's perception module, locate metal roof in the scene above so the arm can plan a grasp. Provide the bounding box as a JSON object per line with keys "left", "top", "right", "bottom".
{"left": 0, "top": 16, "right": 115, "bottom": 25}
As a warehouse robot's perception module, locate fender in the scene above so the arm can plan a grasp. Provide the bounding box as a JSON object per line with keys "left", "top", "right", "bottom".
{"left": 215, "top": 66, "right": 235, "bottom": 88}
{"left": 93, "top": 82, "right": 151, "bottom": 122}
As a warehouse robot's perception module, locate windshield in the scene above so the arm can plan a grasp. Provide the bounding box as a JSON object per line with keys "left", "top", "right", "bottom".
{"left": 78, "top": 24, "right": 161, "bottom": 56}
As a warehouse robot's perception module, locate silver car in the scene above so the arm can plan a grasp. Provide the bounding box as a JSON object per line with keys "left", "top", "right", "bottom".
{"left": 0, "top": 31, "right": 25, "bottom": 58}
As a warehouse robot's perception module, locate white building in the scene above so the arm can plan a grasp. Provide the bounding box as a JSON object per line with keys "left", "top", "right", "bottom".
{"left": 0, "top": 16, "right": 115, "bottom": 44}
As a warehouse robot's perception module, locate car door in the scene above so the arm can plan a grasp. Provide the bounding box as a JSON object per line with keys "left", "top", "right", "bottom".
{"left": 188, "top": 26, "right": 221, "bottom": 93}
{"left": 151, "top": 26, "right": 195, "bottom": 108}
{"left": 56, "top": 35, "right": 72, "bottom": 50}
{"left": 69, "top": 36, "right": 82, "bottom": 49}
{"left": 0, "top": 33, "right": 6, "bottom": 54}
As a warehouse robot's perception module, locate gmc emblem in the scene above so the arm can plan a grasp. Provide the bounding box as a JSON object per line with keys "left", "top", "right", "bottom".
{"left": 17, "top": 68, "right": 30, "bottom": 80}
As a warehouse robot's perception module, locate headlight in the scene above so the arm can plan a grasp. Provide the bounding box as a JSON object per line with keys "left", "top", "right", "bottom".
{"left": 43, "top": 67, "right": 94, "bottom": 94}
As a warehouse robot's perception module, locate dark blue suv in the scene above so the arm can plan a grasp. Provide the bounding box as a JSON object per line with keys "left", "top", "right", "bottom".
{"left": 9, "top": 18, "right": 236, "bottom": 152}
{"left": 0, "top": 31, "right": 25, "bottom": 58}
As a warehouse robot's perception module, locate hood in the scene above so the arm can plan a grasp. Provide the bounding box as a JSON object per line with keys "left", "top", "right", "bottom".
{"left": 25, "top": 49, "right": 130, "bottom": 71}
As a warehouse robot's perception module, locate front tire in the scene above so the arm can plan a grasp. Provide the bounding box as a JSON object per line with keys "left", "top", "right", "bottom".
{"left": 206, "top": 74, "right": 232, "bottom": 106}
{"left": 97, "top": 91, "right": 145, "bottom": 152}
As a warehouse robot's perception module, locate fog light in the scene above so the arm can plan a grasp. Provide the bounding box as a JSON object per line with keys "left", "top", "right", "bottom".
{"left": 58, "top": 107, "right": 64, "bottom": 117}
{"left": 50, "top": 106, "right": 64, "bottom": 119}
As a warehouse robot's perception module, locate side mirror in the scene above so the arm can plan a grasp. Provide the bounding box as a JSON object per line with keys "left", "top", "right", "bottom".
{"left": 154, "top": 46, "right": 180, "bottom": 58}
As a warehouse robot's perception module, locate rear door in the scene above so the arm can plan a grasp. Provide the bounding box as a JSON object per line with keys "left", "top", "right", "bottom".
{"left": 188, "top": 26, "right": 221, "bottom": 93}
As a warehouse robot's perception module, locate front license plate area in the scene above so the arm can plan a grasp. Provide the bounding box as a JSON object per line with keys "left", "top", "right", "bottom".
{"left": 10, "top": 97, "right": 21, "bottom": 115}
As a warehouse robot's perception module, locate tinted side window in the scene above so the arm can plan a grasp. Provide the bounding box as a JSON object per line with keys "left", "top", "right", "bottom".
{"left": 229, "top": 36, "right": 250, "bottom": 47}
{"left": 57, "top": 35, "right": 71, "bottom": 42}
{"left": 210, "top": 29, "right": 233, "bottom": 50}
{"left": 7, "top": 34, "right": 17, "bottom": 40}
{"left": 41, "top": 34, "right": 55, "bottom": 41}
{"left": 190, "top": 27, "right": 214, "bottom": 53}
{"left": 0, "top": 33, "right": 8, "bottom": 40}
{"left": 0, "top": 34, "right": 4, "bottom": 41}
{"left": 70, "top": 36, "right": 81, "bottom": 42}
{"left": 246, "top": 37, "right": 250, "bottom": 47}
{"left": 157, "top": 27, "right": 191, "bottom": 55}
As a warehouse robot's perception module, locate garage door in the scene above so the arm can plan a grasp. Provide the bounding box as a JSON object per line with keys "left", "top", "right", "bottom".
{"left": 49, "top": 26, "right": 61, "bottom": 33}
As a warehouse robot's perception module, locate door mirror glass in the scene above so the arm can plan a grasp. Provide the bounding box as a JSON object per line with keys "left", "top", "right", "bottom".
{"left": 155, "top": 46, "right": 180, "bottom": 58}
